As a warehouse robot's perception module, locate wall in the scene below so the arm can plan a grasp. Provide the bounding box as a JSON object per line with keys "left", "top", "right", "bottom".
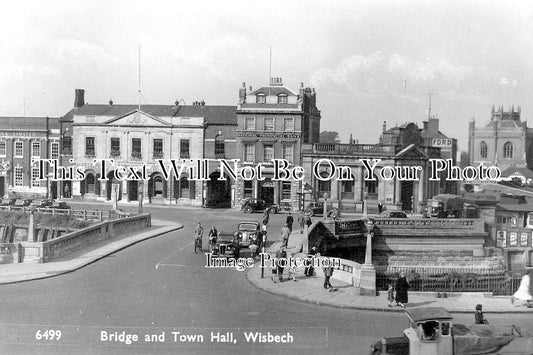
{"left": 21, "top": 213, "right": 151, "bottom": 263}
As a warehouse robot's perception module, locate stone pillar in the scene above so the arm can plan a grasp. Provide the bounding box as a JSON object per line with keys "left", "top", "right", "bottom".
{"left": 359, "top": 219, "right": 376, "bottom": 296}
{"left": 27, "top": 210, "right": 35, "bottom": 243}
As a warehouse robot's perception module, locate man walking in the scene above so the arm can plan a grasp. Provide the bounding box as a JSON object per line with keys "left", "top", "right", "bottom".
{"left": 286, "top": 212, "right": 294, "bottom": 233}
{"left": 281, "top": 224, "right": 291, "bottom": 248}
{"left": 323, "top": 265, "right": 333, "bottom": 289}
{"left": 298, "top": 212, "right": 305, "bottom": 234}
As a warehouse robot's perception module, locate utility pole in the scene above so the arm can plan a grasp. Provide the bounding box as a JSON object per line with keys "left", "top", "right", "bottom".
{"left": 423, "top": 92, "right": 439, "bottom": 119}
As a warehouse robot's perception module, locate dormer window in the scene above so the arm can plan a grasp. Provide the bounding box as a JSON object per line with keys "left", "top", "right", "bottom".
{"left": 256, "top": 94, "right": 266, "bottom": 104}
{"left": 278, "top": 94, "right": 287, "bottom": 104}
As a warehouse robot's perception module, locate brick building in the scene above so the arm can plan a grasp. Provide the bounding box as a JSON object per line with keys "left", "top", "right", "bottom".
{"left": 0, "top": 116, "right": 60, "bottom": 199}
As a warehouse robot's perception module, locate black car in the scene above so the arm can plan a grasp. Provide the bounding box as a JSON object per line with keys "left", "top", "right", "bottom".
{"left": 30, "top": 199, "right": 54, "bottom": 208}
{"left": 304, "top": 201, "right": 324, "bottom": 216}
{"left": 212, "top": 232, "right": 240, "bottom": 258}
{"left": 14, "top": 199, "right": 33, "bottom": 207}
{"left": 241, "top": 198, "right": 278, "bottom": 214}
{"left": 50, "top": 202, "right": 71, "bottom": 210}
{"left": 378, "top": 211, "right": 408, "bottom": 218}
{"left": 0, "top": 198, "right": 17, "bottom": 207}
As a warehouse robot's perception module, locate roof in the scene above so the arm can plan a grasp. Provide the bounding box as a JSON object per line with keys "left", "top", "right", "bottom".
{"left": 500, "top": 167, "right": 533, "bottom": 179}
{"left": 0, "top": 116, "right": 61, "bottom": 129}
{"left": 70, "top": 104, "right": 236, "bottom": 125}
{"left": 249, "top": 86, "right": 297, "bottom": 96}
{"left": 239, "top": 103, "right": 300, "bottom": 110}
{"left": 406, "top": 307, "right": 452, "bottom": 322}
{"left": 496, "top": 204, "right": 533, "bottom": 212}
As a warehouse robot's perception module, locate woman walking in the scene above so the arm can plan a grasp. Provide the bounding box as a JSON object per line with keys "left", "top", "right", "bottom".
{"left": 511, "top": 270, "right": 533, "bottom": 308}
{"left": 395, "top": 271, "right": 410, "bottom": 308}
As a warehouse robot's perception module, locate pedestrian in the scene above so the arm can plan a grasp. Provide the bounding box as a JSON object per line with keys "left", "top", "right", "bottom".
{"left": 323, "top": 265, "right": 333, "bottom": 289}
{"left": 262, "top": 209, "right": 270, "bottom": 226}
{"left": 304, "top": 246, "right": 317, "bottom": 276}
{"left": 208, "top": 226, "right": 218, "bottom": 252}
{"left": 387, "top": 283, "right": 395, "bottom": 307}
{"left": 304, "top": 214, "right": 312, "bottom": 230}
{"left": 286, "top": 212, "right": 294, "bottom": 233}
{"left": 287, "top": 252, "right": 297, "bottom": 282}
{"left": 395, "top": 271, "right": 410, "bottom": 308}
{"left": 281, "top": 224, "right": 291, "bottom": 248}
{"left": 474, "top": 304, "right": 489, "bottom": 324}
{"left": 298, "top": 212, "right": 305, "bottom": 234}
{"left": 378, "top": 202, "right": 383, "bottom": 214}
{"left": 511, "top": 270, "right": 533, "bottom": 307}
{"left": 64, "top": 184, "right": 70, "bottom": 198}
{"left": 275, "top": 247, "right": 287, "bottom": 282}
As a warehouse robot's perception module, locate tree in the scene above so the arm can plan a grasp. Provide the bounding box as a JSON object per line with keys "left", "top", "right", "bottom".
{"left": 320, "top": 131, "right": 341, "bottom": 143}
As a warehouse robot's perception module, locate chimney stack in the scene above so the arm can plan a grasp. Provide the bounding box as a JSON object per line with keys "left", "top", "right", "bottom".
{"left": 74, "top": 89, "right": 85, "bottom": 108}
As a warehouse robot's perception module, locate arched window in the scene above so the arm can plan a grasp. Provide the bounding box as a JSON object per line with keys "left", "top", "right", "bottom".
{"left": 503, "top": 142, "right": 514, "bottom": 159}
{"left": 480, "top": 141, "right": 487, "bottom": 158}
{"left": 215, "top": 134, "right": 225, "bottom": 158}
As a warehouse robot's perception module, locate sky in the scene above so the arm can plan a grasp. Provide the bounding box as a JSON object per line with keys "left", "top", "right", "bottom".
{"left": 1, "top": 0, "right": 533, "bottom": 152}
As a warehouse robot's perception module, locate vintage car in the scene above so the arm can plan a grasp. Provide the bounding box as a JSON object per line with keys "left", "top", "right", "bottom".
{"left": 30, "top": 199, "right": 54, "bottom": 208}
{"left": 240, "top": 198, "right": 278, "bottom": 214}
{"left": 236, "top": 221, "right": 262, "bottom": 247}
{"left": 212, "top": 232, "right": 240, "bottom": 259}
{"left": 50, "top": 202, "right": 71, "bottom": 210}
{"left": 14, "top": 199, "right": 33, "bottom": 207}
{"left": 304, "top": 201, "right": 339, "bottom": 218}
{"left": 0, "top": 198, "right": 17, "bottom": 207}
{"left": 370, "top": 307, "right": 533, "bottom": 355}
{"left": 378, "top": 211, "right": 408, "bottom": 218}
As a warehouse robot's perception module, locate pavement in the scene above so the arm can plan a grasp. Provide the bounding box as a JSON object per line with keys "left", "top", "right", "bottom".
{"left": 246, "top": 227, "right": 533, "bottom": 314}
{"left": 0, "top": 219, "right": 182, "bottom": 284}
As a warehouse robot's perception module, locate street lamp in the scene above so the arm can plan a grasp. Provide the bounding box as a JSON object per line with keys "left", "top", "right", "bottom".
{"left": 60, "top": 127, "right": 70, "bottom": 199}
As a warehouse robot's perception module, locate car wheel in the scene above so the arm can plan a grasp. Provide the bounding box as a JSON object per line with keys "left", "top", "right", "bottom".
{"left": 244, "top": 206, "right": 252, "bottom": 213}
{"left": 268, "top": 207, "right": 277, "bottom": 214}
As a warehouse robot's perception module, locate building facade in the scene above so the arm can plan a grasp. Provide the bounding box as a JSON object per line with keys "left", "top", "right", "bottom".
{"left": 0, "top": 116, "right": 60, "bottom": 199}
{"left": 234, "top": 78, "right": 320, "bottom": 209}
{"left": 468, "top": 105, "right": 533, "bottom": 171}
{"left": 66, "top": 89, "right": 236, "bottom": 205}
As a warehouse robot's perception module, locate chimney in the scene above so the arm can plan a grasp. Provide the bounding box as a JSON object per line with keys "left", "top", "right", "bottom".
{"left": 109, "top": 99, "right": 113, "bottom": 106}
{"left": 74, "top": 89, "right": 85, "bottom": 108}
{"left": 382, "top": 121, "right": 387, "bottom": 133}
{"left": 239, "top": 82, "right": 247, "bottom": 103}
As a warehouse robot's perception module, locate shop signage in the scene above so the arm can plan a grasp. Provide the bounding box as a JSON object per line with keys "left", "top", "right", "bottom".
{"left": 237, "top": 132, "right": 301, "bottom": 139}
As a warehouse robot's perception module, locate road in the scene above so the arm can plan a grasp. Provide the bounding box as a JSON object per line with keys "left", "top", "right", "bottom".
{"left": 0, "top": 203, "right": 531, "bottom": 354}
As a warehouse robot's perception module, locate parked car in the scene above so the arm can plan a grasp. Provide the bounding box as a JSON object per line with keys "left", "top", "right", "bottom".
{"left": 30, "top": 199, "right": 54, "bottom": 208}
{"left": 14, "top": 199, "right": 32, "bottom": 207}
{"left": 304, "top": 201, "right": 339, "bottom": 218}
{"left": 212, "top": 232, "right": 240, "bottom": 259}
{"left": 0, "top": 198, "right": 17, "bottom": 207}
{"left": 50, "top": 202, "right": 71, "bottom": 210}
{"left": 378, "top": 211, "right": 408, "bottom": 218}
{"left": 241, "top": 198, "right": 278, "bottom": 214}
{"left": 236, "top": 221, "right": 261, "bottom": 247}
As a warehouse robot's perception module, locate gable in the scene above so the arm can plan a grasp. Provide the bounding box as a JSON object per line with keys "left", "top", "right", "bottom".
{"left": 103, "top": 110, "right": 172, "bottom": 127}
{"left": 395, "top": 144, "right": 428, "bottom": 160}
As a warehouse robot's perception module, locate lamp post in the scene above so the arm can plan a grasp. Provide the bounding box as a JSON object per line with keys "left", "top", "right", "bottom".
{"left": 358, "top": 217, "right": 377, "bottom": 296}
{"left": 323, "top": 192, "right": 328, "bottom": 220}
{"left": 138, "top": 183, "right": 144, "bottom": 214}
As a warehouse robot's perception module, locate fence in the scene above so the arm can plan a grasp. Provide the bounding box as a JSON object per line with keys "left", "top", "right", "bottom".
{"left": 0, "top": 206, "right": 130, "bottom": 221}
{"left": 376, "top": 267, "right": 524, "bottom": 295}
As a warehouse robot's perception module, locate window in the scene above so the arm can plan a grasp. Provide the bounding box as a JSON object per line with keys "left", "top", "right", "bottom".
{"left": 263, "top": 117, "right": 274, "bottom": 131}
{"left": 341, "top": 180, "right": 354, "bottom": 200}
{"left": 244, "top": 180, "right": 253, "bottom": 199}
{"left": 51, "top": 142, "right": 59, "bottom": 159}
{"left": 283, "top": 145, "right": 293, "bottom": 163}
{"left": 263, "top": 144, "right": 274, "bottom": 162}
{"left": 180, "top": 139, "right": 190, "bottom": 159}
{"left": 31, "top": 142, "right": 41, "bottom": 157}
{"left": 62, "top": 136, "right": 72, "bottom": 155}
{"left": 14, "top": 167, "right": 23, "bottom": 186}
{"left": 14, "top": 141, "right": 23, "bottom": 157}
{"left": 480, "top": 141, "right": 487, "bottom": 158}
{"left": 215, "top": 136, "right": 225, "bottom": 158}
{"left": 245, "top": 117, "right": 255, "bottom": 131}
{"left": 283, "top": 118, "right": 294, "bottom": 131}
{"left": 317, "top": 171, "right": 331, "bottom": 198}
{"left": 503, "top": 141, "right": 514, "bottom": 159}
{"left": 110, "top": 138, "right": 121, "bottom": 157}
{"left": 0, "top": 142, "right": 6, "bottom": 156}
{"left": 278, "top": 94, "right": 287, "bottom": 104}
{"left": 153, "top": 139, "right": 163, "bottom": 158}
{"left": 256, "top": 94, "right": 266, "bottom": 103}
{"left": 131, "top": 138, "right": 142, "bottom": 159}
{"left": 244, "top": 144, "right": 255, "bottom": 162}
{"left": 282, "top": 182, "right": 291, "bottom": 200}
{"left": 85, "top": 137, "right": 95, "bottom": 156}
{"left": 32, "top": 167, "right": 40, "bottom": 187}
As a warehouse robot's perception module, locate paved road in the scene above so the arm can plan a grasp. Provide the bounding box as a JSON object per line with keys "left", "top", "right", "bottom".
{"left": 0, "top": 203, "right": 531, "bottom": 354}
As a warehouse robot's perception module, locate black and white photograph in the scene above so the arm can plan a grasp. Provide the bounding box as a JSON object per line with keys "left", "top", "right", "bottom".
{"left": 0, "top": 1, "right": 533, "bottom": 354}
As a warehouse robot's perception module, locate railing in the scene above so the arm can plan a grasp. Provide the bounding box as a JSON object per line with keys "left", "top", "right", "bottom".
{"left": 376, "top": 267, "right": 524, "bottom": 295}
{"left": 0, "top": 206, "right": 105, "bottom": 221}
{"left": 312, "top": 143, "right": 396, "bottom": 155}
{"left": 373, "top": 218, "right": 483, "bottom": 229}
